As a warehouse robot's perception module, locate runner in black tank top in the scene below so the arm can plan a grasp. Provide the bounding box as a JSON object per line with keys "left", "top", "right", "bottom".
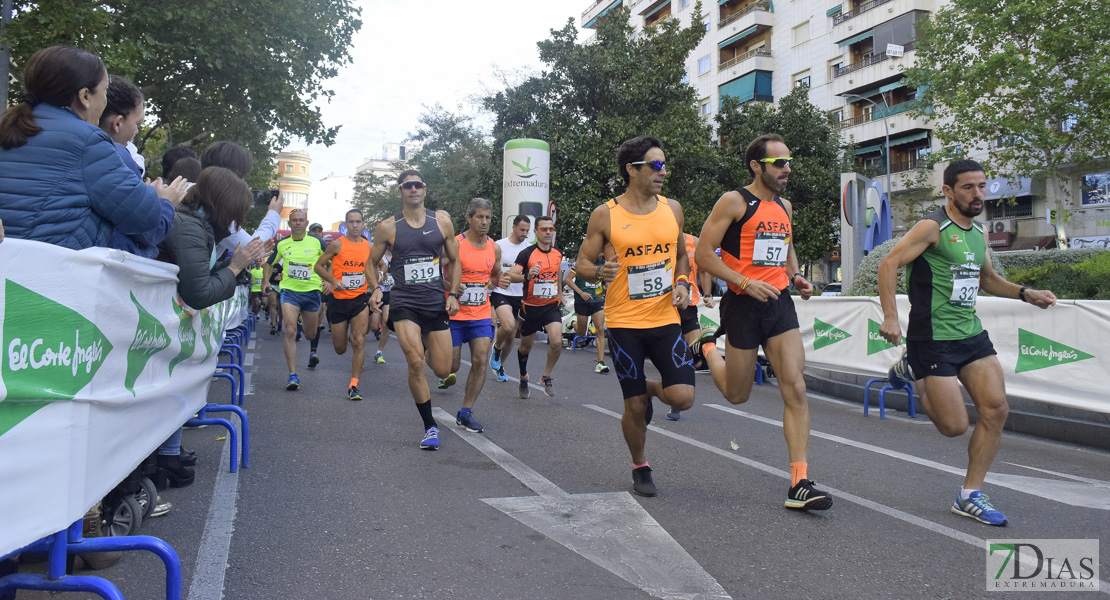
{"left": 366, "top": 170, "right": 461, "bottom": 451}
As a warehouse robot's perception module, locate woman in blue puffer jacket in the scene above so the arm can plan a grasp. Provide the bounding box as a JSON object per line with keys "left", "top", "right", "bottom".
{"left": 0, "top": 45, "right": 185, "bottom": 250}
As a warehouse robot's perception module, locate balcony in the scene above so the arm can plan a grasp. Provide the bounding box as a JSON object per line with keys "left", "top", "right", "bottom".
{"left": 582, "top": 0, "right": 622, "bottom": 28}
{"left": 842, "top": 113, "right": 931, "bottom": 151}
{"left": 830, "top": 45, "right": 917, "bottom": 97}
{"left": 720, "top": 0, "right": 772, "bottom": 29}
{"left": 719, "top": 48, "right": 773, "bottom": 73}
{"left": 833, "top": 0, "right": 895, "bottom": 26}
{"left": 831, "top": 0, "right": 934, "bottom": 46}
{"left": 838, "top": 100, "right": 915, "bottom": 129}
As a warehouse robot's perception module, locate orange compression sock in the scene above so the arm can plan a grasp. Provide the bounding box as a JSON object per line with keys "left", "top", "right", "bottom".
{"left": 790, "top": 462, "right": 808, "bottom": 486}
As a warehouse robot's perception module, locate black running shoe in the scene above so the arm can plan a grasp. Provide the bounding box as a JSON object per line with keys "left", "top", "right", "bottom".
{"left": 632, "top": 465, "right": 656, "bottom": 497}
{"left": 308, "top": 352, "right": 319, "bottom": 369}
{"left": 785, "top": 479, "right": 833, "bottom": 511}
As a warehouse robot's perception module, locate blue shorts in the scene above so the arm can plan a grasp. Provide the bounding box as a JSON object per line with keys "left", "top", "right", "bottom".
{"left": 450, "top": 318, "right": 494, "bottom": 347}
{"left": 281, "top": 289, "right": 322, "bottom": 313}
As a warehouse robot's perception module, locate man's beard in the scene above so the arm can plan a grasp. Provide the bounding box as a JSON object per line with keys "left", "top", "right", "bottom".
{"left": 761, "top": 169, "right": 787, "bottom": 193}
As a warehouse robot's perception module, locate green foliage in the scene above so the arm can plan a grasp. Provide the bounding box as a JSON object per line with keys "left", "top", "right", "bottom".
{"left": 483, "top": 6, "right": 718, "bottom": 255}
{"left": 904, "top": 0, "right": 1110, "bottom": 225}
{"left": 714, "top": 85, "right": 849, "bottom": 266}
{"left": 351, "top": 169, "right": 402, "bottom": 226}
{"left": 846, "top": 236, "right": 1005, "bottom": 296}
{"left": 991, "top": 247, "right": 1106, "bottom": 273}
{"left": 3, "top": 0, "right": 362, "bottom": 183}
{"left": 1005, "top": 251, "right": 1110, "bottom": 300}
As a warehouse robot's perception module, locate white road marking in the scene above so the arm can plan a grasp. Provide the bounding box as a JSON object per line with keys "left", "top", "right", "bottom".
{"left": 433, "top": 407, "right": 732, "bottom": 600}
{"left": 243, "top": 352, "right": 254, "bottom": 367}
{"left": 187, "top": 438, "right": 239, "bottom": 600}
{"left": 705, "top": 404, "right": 1110, "bottom": 510}
{"left": 242, "top": 372, "right": 252, "bottom": 397}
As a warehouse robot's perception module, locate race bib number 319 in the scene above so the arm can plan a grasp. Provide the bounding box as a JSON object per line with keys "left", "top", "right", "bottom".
{"left": 402, "top": 257, "right": 440, "bottom": 285}
{"left": 627, "top": 260, "right": 671, "bottom": 301}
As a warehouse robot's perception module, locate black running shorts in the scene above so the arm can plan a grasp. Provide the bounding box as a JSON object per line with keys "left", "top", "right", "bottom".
{"left": 491, "top": 292, "right": 523, "bottom": 322}
{"left": 606, "top": 324, "right": 695, "bottom": 399}
{"left": 907, "top": 330, "right": 997, "bottom": 378}
{"left": 520, "top": 303, "right": 562, "bottom": 337}
{"left": 388, "top": 305, "right": 450, "bottom": 334}
{"left": 327, "top": 293, "right": 369, "bottom": 325}
{"left": 719, "top": 289, "right": 799, "bottom": 350}
{"left": 678, "top": 304, "right": 700, "bottom": 334}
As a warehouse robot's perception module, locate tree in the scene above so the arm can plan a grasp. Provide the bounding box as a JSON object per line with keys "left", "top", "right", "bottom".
{"left": 714, "top": 85, "right": 848, "bottom": 272}
{"left": 2, "top": 0, "right": 361, "bottom": 184}
{"left": 351, "top": 168, "right": 403, "bottom": 226}
{"left": 483, "top": 5, "right": 720, "bottom": 256}
{"left": 904, "top": 0, "right": 1110, "bottom": 243}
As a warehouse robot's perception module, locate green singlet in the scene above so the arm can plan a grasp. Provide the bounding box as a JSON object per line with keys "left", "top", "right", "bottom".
{"left": 906, "top": 207, "right": 986, "bottom": 341}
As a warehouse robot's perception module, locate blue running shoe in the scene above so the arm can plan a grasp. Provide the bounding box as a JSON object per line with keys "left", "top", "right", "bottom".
{"left": 286, "top": 373, "right": 300, "bottom": 391}
{"left": 495, "top": 365, "right": 508, "bottom": 382}
{"left": 489, "top": 347, "right": 502, "bottom": 372}
{"left": 420, "top": 426, "right": 440, "bottom": 450}
{"left": 455, "top": 410, "right": 484, "bottom": 433}
{"left": 666, "top": 409, "right": 681, "bottom": 421}
{"left": 888, "top": 348, "right": 914, "bottom": 390}
{"left": 951, "top": 491, "right": 1008, "bottom": 526}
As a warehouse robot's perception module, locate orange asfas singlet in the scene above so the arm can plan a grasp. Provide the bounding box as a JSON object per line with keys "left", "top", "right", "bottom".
{"left": 720, "top": 188, "right": 791, "bottom": 294}
{"left": 330, "top": 236, "right": 371, "bottom": 300}
{"left": 604, "top": 196, "right": 680, "bottom": 329}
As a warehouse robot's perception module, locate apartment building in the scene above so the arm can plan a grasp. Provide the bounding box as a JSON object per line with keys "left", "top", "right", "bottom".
{"left": 355, "top": 141, "right": 423, "bottom": 186}
{"left": 580, "top": 0, "right": 1110, "bottom": 250}
{"left": 275, "top": 149, "right": 312, "bottom": 229}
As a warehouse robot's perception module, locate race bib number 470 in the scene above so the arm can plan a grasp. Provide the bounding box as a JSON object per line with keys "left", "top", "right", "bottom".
{"left": 287, "top": 263, "right": 312, "bottom": 280}
{"left": 627, "top": 260, "right": 671, "bottom": 301}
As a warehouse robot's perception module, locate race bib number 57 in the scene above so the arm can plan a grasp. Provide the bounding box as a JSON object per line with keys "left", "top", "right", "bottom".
{"left": 752, "top": 232, "right": 787, "bottom": 267}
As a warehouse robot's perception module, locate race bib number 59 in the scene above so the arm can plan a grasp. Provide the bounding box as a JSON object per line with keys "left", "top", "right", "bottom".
{"left": 627, "top": 260, "right": 671, "bottom": 300}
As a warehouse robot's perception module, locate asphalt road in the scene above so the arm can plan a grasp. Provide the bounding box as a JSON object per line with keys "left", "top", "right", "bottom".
{"left": 16, "top": 318, "right": 1110, "bottom": 599}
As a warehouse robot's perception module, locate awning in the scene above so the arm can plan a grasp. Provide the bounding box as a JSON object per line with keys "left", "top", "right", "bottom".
{"left": 984, "top": 177, "right": 1033, "bottom": 200}
{"left": 719, "top": 25, "right": 758, "bottom": 49}
{"left": 855, "top": 144, "right": 883, "bottom": 155}
{"left": 644, "top": 0, "right": 670, "bottom": 18}
{"left": 889, "top": 131, "right": 929, "bottom": 147}
{"left": 585, "top": 0, "right": 622, "bottom": 28}
{"left": 718, "top": 0, "right": 732, "bottom": 5}
{"left": 879, "top": 81, "right": 903, "bottom": 93}
{"left": 1004, "top": 235, "right": 1057, "bottom": 251}
{"left": 838, "top": 30, "right": 873, "bottom": 47}
{"left": 826, "top": 4, "right": 842, "bottom": 15}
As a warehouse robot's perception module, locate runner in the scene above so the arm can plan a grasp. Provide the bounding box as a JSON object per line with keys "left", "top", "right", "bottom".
{"left": 878, "top": 159, "right": 1056, "bottom": 526}
{"left": 310, "top": 222, "right": 330, "bottom": 332}
{"left": 266, "top": 262, "right": 283, "bottom": 335}
{"left": 366, "top": 170, "right": 461, "bottom": 450}
{"left": 574, "top": 136, "right": 695, "bottom": 497}
{"left": 667, "top": 232, "right": 722, "bottom": 421}
{"left": 563, "top": 251, "right": 610, "bottom": 374}
{"left": 372, "top": 255, "right": 393, "bottom": 364}
{"left": 248, "top": 261, "right": 264, "bottom": 316}
{"left": 508, "top": 215, "right": 565, "bottom": 399}
{"left": 263, "top": 209, "right": 329, "bottom": 390}
{"left": 314, "top": 209, "right": 372, "bottom": 401}
{"left": 695, "top": 133, "right": 832, "bottom": 511}
{"left": 445, "top": 198, "right": 501, "bottom": 432}
{"left": 489, "top": 215, "right": 531, "bottom": 382}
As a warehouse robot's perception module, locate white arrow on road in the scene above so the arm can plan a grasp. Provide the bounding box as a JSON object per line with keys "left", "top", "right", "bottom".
{"left": 432, "top": 408, "right": 731, "bottom": 600}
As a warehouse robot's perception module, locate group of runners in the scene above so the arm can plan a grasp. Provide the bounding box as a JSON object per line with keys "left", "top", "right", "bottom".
{"left": 258, "top": 133, "right": 1056, "bottom": 527}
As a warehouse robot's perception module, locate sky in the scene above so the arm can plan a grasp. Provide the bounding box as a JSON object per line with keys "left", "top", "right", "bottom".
{"left": 287, "top": 0, "right": 585, "bottom": 225}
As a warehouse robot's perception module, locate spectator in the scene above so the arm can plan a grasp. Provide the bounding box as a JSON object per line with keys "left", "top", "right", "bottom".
{"left": 200, "top": 140, "right": 283, "bottom": 252}
{"left": 98, "top": 75, "right": 182, "bottom": 258}
{"left": 0, "top": 45, "right": 183, "bottom": 250}
{"left": 167, "top": 157, "right": 202, "bottom": 184}
{"left": 161, "top": 145, "right": 197, "bottom": 179}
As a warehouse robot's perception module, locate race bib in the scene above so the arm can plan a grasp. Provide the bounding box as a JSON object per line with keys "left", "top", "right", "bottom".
{"left": 532, "top": 278, "right": 558, "bottom": 299}
{"left": 341, "top": 271, "right": 365, "bottom": 290}
{"left": 402, "top": 257, "right": 440, "bottom": 285}
{"left": 251, "top": 277, "right": 262, "bottom": 287}
{"left": 381, "top": 272, "right": 395, "bottom": 288}
{"left": 460, "top": 282, "right": 488, "bottom": 306}
{"left": 627, "top": 260, "right": 671, "bottom": 301}
{"left": 949, "top": 268, "right": 980, "bottom": 307}
{"left": 752, "top": 232, "right": 787, "bottom": 267}
{"left": 287, "top": 263, "right": 312, "bottom": 281}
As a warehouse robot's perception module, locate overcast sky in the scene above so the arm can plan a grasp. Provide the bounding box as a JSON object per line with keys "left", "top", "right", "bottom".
{"left": 286, "top": 0, "right": 584, "bottom": 224}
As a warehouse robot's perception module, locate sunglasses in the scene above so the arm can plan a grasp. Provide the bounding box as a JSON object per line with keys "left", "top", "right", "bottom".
{"left": 631, "top": 160, "right": 667, "bottom": 172}
{"left": 758, "top": 157, "right": 792, "bottom": 168}
{"left": 399, "top": 181, "right": 426, "bottom": 190}
{"left": 537, "top": 226, "right": 556, "bottom": 232}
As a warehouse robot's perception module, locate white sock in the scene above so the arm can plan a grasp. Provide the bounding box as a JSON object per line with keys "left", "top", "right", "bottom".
{"left": 960, "top": 488, "right": 978, "bottom": 501}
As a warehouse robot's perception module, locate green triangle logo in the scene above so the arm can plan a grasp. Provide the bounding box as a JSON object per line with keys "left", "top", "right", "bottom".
{"left": 1015, "top": 328, "right": 1094, "bottom": 373}
{"left": 699, "top": 313, "right": 719, "bottom": 330}
{"left": 125, "top": 293, "right": 171, "bottom": 395}
{"left": 200, "top": 308, "right": 217, "bottom": 360}
{"left": 1, "top": 281, "right": 113, "bottom": 436}
{"left": 867, "top": 318, "right": 899, "bottom": 355}
{"left": 169, "top": 299, "right": 197, "bottom": 376}
{"left": 813, "top": 318, "right": 851, "bottom": 350}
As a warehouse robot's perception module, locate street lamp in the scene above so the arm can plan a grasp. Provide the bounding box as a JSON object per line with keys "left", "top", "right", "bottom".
{"left": 840, "top": 92, "right": 891, "bottom": 198}
{"left": 1, "top": 0, "right": 11, "bottom": 107}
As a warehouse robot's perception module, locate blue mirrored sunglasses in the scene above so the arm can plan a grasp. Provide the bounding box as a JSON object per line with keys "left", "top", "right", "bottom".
{"left": 630, "top": 160, "right": 667, "bottom": 172}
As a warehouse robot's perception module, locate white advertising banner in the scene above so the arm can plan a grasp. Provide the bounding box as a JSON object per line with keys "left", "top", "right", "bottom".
{"left": 0, "top": 239, "right": 249, "bottom": 556}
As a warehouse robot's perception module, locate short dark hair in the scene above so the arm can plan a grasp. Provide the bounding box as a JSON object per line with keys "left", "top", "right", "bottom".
{"left": 182, "top": 167, "right": 252, "bottom": 233}
{"left": 535, "top": 215, "right": 554, "bottom": 227}
{"left": 512, "top": 215, "right": 531, "bottom": 227}
{"left": 162, "top": 145, "right": 198, "bottom": 177}
{"left": 201, "top": 141, "right": 253, "bottom": 179}
{"left": 744, "top": 133, "right": 786, "bottom": 177}
{"left": 943, "top": 159, "right": 985, "bottom": 188}
{"left": 345, "top": 209, "right": 364, "bottom": 220}
{"left": 0, "top": 46, "right": 106, "bottom": 149}
{"left": 98, "top": 75, "right": 143, "bottom": 128}
{"left": 167, "top": 157, "right": 202, "bottom": 183}
{"left": 616, "top": 136, "right": 663, "bottom": 184}
{"left": 467, "top": 198, "right": 493, "bottom": 218}
{"left": 397, "top": 169, "right": 424, "bottom": 186}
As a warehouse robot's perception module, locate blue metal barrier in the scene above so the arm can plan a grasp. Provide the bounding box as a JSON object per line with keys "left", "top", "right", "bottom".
{"left": 216, "top": 364, "right": 245, "bottom": 405}
{"left": 863, "top": 377, "right": 917, "bottom": 419}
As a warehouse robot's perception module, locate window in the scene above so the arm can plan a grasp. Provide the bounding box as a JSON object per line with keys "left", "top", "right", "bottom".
{"left": 679, "top": 0, "right": 690, "bottom": 8}
{"left": 698, "top": 55, "right": 711, "bottom": 75}
{"left": 794, "top": 70, "right": 811, "bottom": 88}
{"left": 285, "top": 164, "right": 293, "bottom": 173}
{"left": 700, "top": 99, "right": 712, "bottom": 116}
{"left": 829, "top": 58, "right": 844, "bottom": 78}
{"left": 829, "top": 109, "right": 844, "bottom": 122}
{"left": 300, "top": 165, "right": 306, "bottom": 174}
{"left": 705, "top": 17, "right": 710, "bottom": 31}
{"left": 400, "top": 145, "right": 406, "bottom": 160}
{"left": 681, "top": 71, "right": 690, "bottom": 84}
{"left": 793, "top": 21, "right": 810, "bottom": 45}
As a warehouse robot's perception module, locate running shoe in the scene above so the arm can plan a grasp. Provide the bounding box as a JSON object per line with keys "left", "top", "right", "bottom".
{"left": 286, "top": 373, "right": 300, "bottom": 391}
{"left": 308, "top": 352, "right": 319, "bottom": 369}
{"left": 542, "top": 375, "right": 555, "bottom": 397}
{"left": 270, "top": 326, "right": 278, "bottom": 336}
{"left": 420, "top": 426, "right": 440, "bottom": 450}
{"left": 495, "top": 365, "right": 508, "bottom": 382}
{"left": 518, "top": 377, "right": 530, "bottom": 399}
{"left": 632, "top": 466, "right": 656, "bottom": 497}
{"left": 595, "top": 361, "right": 610, "bottom": 374}
{"left": 374, "top": 351, "right": 385, "bottom": 364}
{"left": 489, "top": 347, "right": 502, "bottom": 371}
{"left": 666, "top": 409, "right": 682, "bottom": 421}
{"left": 437, "top": 373, "right": 457, "bottom": 390}
{"left": 785, "top": 479, "right": 833, "bottom": 511}
{"left": 888, "top": 348, "right": 915, "bottom": 390}
{"left": 951, "top": 491, "right": 1008, "bottom": 526}
{"left": 455, "top": 410, "right": 484, "bottom": 433}
{"left": 347, "top": 386, "right": 362, "bottom": 401}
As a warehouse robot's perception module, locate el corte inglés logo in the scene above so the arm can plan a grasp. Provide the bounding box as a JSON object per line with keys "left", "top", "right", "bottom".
{"left": 813, "top": 318, "right": 851, "bottom": 350}
{"left": 1015, "top": 329, "right": 1093, "bottom": 373}
{"left": 867, "top": 318, "right": 899, "bottom": 355}
{"left": 125, "top": 292, "right": 171, "bottom": 395}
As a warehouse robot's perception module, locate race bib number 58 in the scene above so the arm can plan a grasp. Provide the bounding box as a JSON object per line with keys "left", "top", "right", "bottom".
{"left": 627, "top": 260, "right": 671, "bottom": 300}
